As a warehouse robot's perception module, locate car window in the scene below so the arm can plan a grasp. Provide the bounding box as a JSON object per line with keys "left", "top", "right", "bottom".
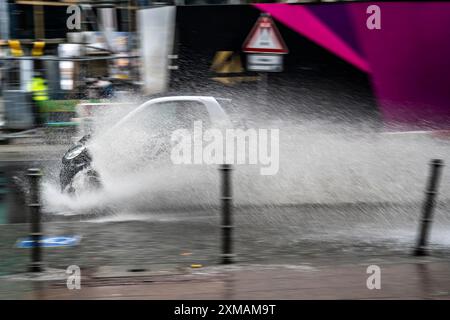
{"left": 128, "top": 100, "right": 212, "bottom": 136}
{"left": 103, "top": 100, "right": 214, "bottom": 165}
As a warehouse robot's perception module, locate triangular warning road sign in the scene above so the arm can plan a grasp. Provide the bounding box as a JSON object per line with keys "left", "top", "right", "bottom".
{"left": 243, "top": 14, "right": 288, "bottom": 54}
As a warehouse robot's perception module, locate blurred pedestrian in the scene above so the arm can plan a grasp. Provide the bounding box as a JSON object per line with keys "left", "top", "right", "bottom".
{"left": 28, "top": 72, "right": 49, "bottom": 127}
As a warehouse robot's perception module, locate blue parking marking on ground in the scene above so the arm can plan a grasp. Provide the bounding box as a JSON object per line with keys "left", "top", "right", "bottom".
{"left": 16, "top": 235, "right": 81, "bottom": 248}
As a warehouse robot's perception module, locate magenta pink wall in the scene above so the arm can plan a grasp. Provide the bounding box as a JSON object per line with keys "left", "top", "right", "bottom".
{"left": 255, "top": 2, "right": 450, "bottom": 129}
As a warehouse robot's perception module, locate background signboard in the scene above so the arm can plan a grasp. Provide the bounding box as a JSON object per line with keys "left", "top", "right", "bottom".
{"left": 247, "top": 54, "right": 283, "bottom": 72}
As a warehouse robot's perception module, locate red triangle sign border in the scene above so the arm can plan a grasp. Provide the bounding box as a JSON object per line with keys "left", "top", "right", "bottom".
{"left": 242, "top": 14, "right": 289, "bottom": 54}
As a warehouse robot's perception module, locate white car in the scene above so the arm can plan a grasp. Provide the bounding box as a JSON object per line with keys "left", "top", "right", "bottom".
{"left": 59, "top": 96, "right": 233, "bottom": 193}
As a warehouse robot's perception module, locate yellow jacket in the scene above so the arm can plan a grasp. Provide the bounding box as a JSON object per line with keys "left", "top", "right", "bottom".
{"left": 29, "top": 77, "right": 49, "bottom": 101}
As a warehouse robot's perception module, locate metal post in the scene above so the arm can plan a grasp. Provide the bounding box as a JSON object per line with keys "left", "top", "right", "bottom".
{"left": 27, "top": 168, "right": 43, "bottom": 272}
{"left": 220, "top": 164, "right": 234, "bottom": 264}
{"left": 0, "top": 168, "right": 5, "bottom": 224}
{"left": 414, "top": 159, "right": 444, "bottom": 256}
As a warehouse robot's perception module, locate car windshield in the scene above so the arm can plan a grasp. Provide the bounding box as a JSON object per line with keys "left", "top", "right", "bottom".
{"left": 126, "top": 100, "right": 212, "bottom": 136}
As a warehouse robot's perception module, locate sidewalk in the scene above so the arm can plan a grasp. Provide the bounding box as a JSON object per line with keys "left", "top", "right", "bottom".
{"left": 5, "top": 261, "right": 450, "bottom": 300}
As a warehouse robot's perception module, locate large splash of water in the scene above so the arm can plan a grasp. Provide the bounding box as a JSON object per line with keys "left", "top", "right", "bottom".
{"left": 41, "top": 92, "right": 450, "bottom": 219}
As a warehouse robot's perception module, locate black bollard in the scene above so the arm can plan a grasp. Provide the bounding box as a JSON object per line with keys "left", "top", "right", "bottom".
{"left": 220, "top": 164, "right": 234, "bottom": 264}
{"left": 414, "top": 159, "right": 444, "bottom": 256}
{"left": 27, "top": 168, "right": 43, "bottom": 272}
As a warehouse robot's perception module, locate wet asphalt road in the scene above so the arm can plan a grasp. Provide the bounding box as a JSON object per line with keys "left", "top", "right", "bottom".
{"left": 3, "top": 202, "right": 450, "bottom": 279}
